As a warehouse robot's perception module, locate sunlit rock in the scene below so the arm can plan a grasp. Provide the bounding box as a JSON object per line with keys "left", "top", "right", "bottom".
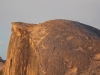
{"left": 3, "top": 19, "right": 100, "bottom": 75}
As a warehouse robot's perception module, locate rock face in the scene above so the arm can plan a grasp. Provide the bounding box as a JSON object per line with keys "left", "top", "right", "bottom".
{"left": 0, "top": 61, "right": 5, "bottom": 71}
{"left": 0, "top": 57, "right": 5, "bottom": 70}
{"left": 0, "top": 57, "right": 5, "bottom": 75}
{"left": 3, "top": 19, "right": 100, "bottom": 75}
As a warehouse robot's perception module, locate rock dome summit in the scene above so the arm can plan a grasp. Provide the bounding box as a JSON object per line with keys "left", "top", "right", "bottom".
{"left": 3, "top": 19, "right": 100, "bottom": 75}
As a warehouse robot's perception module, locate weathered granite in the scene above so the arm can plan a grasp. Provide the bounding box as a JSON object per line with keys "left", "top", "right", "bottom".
{"left": 3, "top": 19, "right": 100, "bottom": 75}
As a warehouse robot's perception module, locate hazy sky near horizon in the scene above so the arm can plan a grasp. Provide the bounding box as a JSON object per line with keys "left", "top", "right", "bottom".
{"left": 0, "top": 0, "right": 100, "bottom": 59}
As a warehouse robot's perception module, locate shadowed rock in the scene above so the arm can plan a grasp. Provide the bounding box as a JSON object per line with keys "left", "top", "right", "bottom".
{"left": 3, "top": 19, "right": 100, "bottom": 75}
{"left": 0, "top": 57, "right": 5, "bottom": 75}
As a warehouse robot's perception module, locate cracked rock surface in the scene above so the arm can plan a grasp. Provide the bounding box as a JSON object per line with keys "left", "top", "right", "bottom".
{"left": 3, "top": 19, "right": 100, "bottom": 75}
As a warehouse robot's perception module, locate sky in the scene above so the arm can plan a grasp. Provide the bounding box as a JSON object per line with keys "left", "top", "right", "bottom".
{"left": 0, "top": 0, "right": 100, "bottom": 59}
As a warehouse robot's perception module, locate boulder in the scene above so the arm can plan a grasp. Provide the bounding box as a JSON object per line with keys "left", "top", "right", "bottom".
{"left": 3, "top": 19, "right": 100, "bottom": 75}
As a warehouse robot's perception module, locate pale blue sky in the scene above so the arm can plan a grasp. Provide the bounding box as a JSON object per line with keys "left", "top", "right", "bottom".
{"left": 0, "top": 0, "right": 100, "bottom": 59}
